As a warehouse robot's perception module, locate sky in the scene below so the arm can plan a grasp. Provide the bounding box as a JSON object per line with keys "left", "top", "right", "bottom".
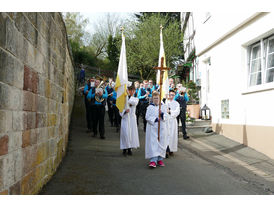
{"left": 81, "top": 12, "right": 135, "bottom": 35}
{"left": 1, "top": 0, "right": 272, "bottom": 12}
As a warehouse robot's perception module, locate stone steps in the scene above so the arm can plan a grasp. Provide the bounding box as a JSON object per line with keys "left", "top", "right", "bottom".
{"left": 185, "top": 119, "right": 213, "bottom": 133}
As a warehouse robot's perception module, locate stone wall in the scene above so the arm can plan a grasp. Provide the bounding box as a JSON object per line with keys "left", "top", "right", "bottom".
{"left": 0, "top": 12, "right": 75, "bottom": 194}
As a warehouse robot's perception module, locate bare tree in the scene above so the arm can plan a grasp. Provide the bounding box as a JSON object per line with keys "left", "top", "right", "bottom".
{"left": 63, "top": 12, "right": 89, "bottom": 46}
{"left": 89, "top": 13, "right": 126, "bottom": 59}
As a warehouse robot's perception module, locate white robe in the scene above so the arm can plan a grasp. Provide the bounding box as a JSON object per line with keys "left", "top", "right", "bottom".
{"left": 145, "top": 103, "right": 168, "bottom": 159}
{"left": 166, "top": 100, "right": 180, "bottom": 152}
{"left": 120, "top": 96, "right": 140, "bottom": 149}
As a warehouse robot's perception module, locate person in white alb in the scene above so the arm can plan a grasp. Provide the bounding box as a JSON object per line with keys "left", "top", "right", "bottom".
{"left": 145, "top": 91, "right": 168, "bottom": 168}
{"left": 165, "top": 89, "right": 180, "bottom": 157}
{"left": 120, "top": 84, "right": 140, "bottom": 156}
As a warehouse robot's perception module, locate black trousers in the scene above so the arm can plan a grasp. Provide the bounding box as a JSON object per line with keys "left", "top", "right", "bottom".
{"left": 88, "top": 105, "right": 95, "bottom": 130}
{"left": 177, "top": 109, "right": 187, "bottom": 137}
{"left": 166, "top": 146, "right": 170, "bottom": 153}
{"left": 140, "top": 101, "right": 149, "bottom": 132}
{"left": 135, "top": 102, "right": 141, "bottom": 125}
{"left": 93, "top": 104, "right": 105, "bottom": 137}
{"left": 107, "top": 101, "right": 114, "bottom": 126}
{"left": 84, "top": 98, "right": 92, "bottom": 130}
{"left": 113, "top": 105, "right": 121, "bottom": 127}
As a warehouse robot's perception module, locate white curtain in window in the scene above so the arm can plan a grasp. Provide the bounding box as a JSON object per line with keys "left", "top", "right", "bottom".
{"left": 266, "top": 38, "right": 274, "bottom": 83}
{"left": 249, "top": 43, "right": 262, "bottom": 86}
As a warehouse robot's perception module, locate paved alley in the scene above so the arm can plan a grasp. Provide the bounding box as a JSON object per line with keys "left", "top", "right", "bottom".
{"left": 39, "top": 95, "right": 271, "bottom": 195}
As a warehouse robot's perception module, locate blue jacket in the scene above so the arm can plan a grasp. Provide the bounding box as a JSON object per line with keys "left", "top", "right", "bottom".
{"left": 108, "top": 90, "right": 117, "bottom": 105}
{"left": 106, "top": 85, "right": 113, "bottom": 94}
{"left": 138, "top": 88, "right": 152, "bottom": 100}
{"left": 134, "top": 88, "right": 139, "bottom": 97}
{"left": 84, "top": 84, "right": 89, "bottom": 94}
{"left": 153, "top": 84, "right": 159, "bottom": 91}
{"left": 87, "top": 87, "right": 108, "bottom": 105}
{"left": 174, "top": 92, "right": 189, "bottom": 102}
{"left": 112, "top": 91, "right": 117, "bottom": 106}
{"left": 80, "top": 69, "right": 85, "bottom": 79}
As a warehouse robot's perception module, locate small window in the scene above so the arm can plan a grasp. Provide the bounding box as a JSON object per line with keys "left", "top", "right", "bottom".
{"left": 221, "top": 99, "right": 229, "bottom": 119}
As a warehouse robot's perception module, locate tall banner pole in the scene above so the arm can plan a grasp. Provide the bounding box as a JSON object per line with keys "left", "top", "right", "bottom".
{"left": 154, "top": 57, "right": 170, "bottom": 141}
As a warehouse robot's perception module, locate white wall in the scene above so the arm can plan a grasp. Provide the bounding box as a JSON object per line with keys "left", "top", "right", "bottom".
{"left": 194, "top": 12, "right": 256, "bottom": 55}
{"left": 195, "top": 12, "right": 274, "bottom": 127}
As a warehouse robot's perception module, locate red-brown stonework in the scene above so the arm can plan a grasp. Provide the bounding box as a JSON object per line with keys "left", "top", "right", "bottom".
{"left": 23, "top": 65, "right": 32, "bottom": 92}
{"left": 0, "top": 135, "right": 8, "bottom": 156}
{"left": 22, "top": 130, "right": 37, "bottom": 148}
{"left": 28, "top": 112, "right": 36, "bottom": 129}
{"left": 23, "top": 65, "right": 38, "bottom": 94}
{"left": 32, "top": 71, "right": 38, "bottom": 94}
{"left": 22, "top": 130, "right": 31, "bottom": 148}
{"left": 23, "top": 91, "right": 33, "bottom": 111}
{"left": 23, "top": 91, "right": 37, "bottom": 112}
{"left": 23, "top": 112, "right": 37, "bottom": 130}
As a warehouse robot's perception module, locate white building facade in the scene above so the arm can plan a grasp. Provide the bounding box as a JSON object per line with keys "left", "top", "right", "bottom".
{"left": 180, "top": 12, "right": 200, "bottom": 85}
{"left": 193, "top": 12, "right": 274, "bottom": 159}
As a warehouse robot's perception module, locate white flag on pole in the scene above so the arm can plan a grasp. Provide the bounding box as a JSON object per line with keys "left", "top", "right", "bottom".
{"left": 156, "top": 26, "right": 169, "bottom": 100}
{"left": 115, "top": 31, "right": 129, "bottom": 113}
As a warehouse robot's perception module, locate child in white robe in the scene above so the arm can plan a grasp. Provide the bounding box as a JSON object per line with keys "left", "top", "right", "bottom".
{"left": 145, "top": 91, "right": 168, "bottom": 168}
{"left": 166, "top": 90, "right": 180, "bottom": 157}
{"left": 120, "top": 85, "right": 140, "bottom": 156}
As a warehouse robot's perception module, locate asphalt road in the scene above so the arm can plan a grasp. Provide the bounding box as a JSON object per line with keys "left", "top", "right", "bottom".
{"left": 39, "top": 95, "right": 267, "bottom": 195}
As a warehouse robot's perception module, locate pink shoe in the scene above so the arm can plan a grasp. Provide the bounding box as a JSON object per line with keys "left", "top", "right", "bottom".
{"left": 157, "top": 160, "right": 165, "bottom": 167}
{"left": 149, "top": 162, "right": 157, "bottom": 168}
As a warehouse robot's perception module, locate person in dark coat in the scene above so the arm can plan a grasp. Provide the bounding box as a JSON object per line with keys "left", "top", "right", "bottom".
{"left": 137, "top": 80, "right": 152, "bottom": 132}
{"left": 80, "top": 67, "right": 85, "bottom": 84}
{"left": 83, "top": 77, "right": 95, "bottom": 133}
{"left": 87, "top": 78, "right": 108, "bottom": 139}
{"left": 175, "top": 87, "right": 190, "bottom": 139}
{"left": 134, "top": 81, "right": 141, "bottom": 125}
{"left": 106, "top": 79, "right": 115, "bottom": 127}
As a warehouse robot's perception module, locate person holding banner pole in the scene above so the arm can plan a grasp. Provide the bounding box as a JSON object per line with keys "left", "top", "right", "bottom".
{"left": 120, "top": 84, "right": 140, "bottom": 156}
{"left": 145, "top": 91, "right": 168, "bottom": 168}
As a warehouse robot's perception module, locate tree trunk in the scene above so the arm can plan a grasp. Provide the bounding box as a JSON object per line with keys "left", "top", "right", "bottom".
{"left": 145, "top": 68, "right": 154, "bottom": 80}
{"left": 139, "top": 69, "right": 143, "bottom": 80}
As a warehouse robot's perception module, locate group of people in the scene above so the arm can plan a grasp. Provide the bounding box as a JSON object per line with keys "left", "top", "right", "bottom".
{"left": 82, "top": 76, "right": 190, "bottom": 168}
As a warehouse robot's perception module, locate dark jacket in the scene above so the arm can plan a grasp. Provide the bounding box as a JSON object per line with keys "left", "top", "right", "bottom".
{"left": 176, "top": 95, "right": 187, "bottom": 110}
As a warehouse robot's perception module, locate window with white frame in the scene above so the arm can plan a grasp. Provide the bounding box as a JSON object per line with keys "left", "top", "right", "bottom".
{"left": 248, "top": 35, "right": 274, "bottom": 86}
{"left": 249, "top": 42, "right": 262, "bottom": 86}
{"left": 266, "top": 36, "right": 274, "bottom": 83}
{"left": 221, "top": 99, "right": 229, "bottom": 119}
